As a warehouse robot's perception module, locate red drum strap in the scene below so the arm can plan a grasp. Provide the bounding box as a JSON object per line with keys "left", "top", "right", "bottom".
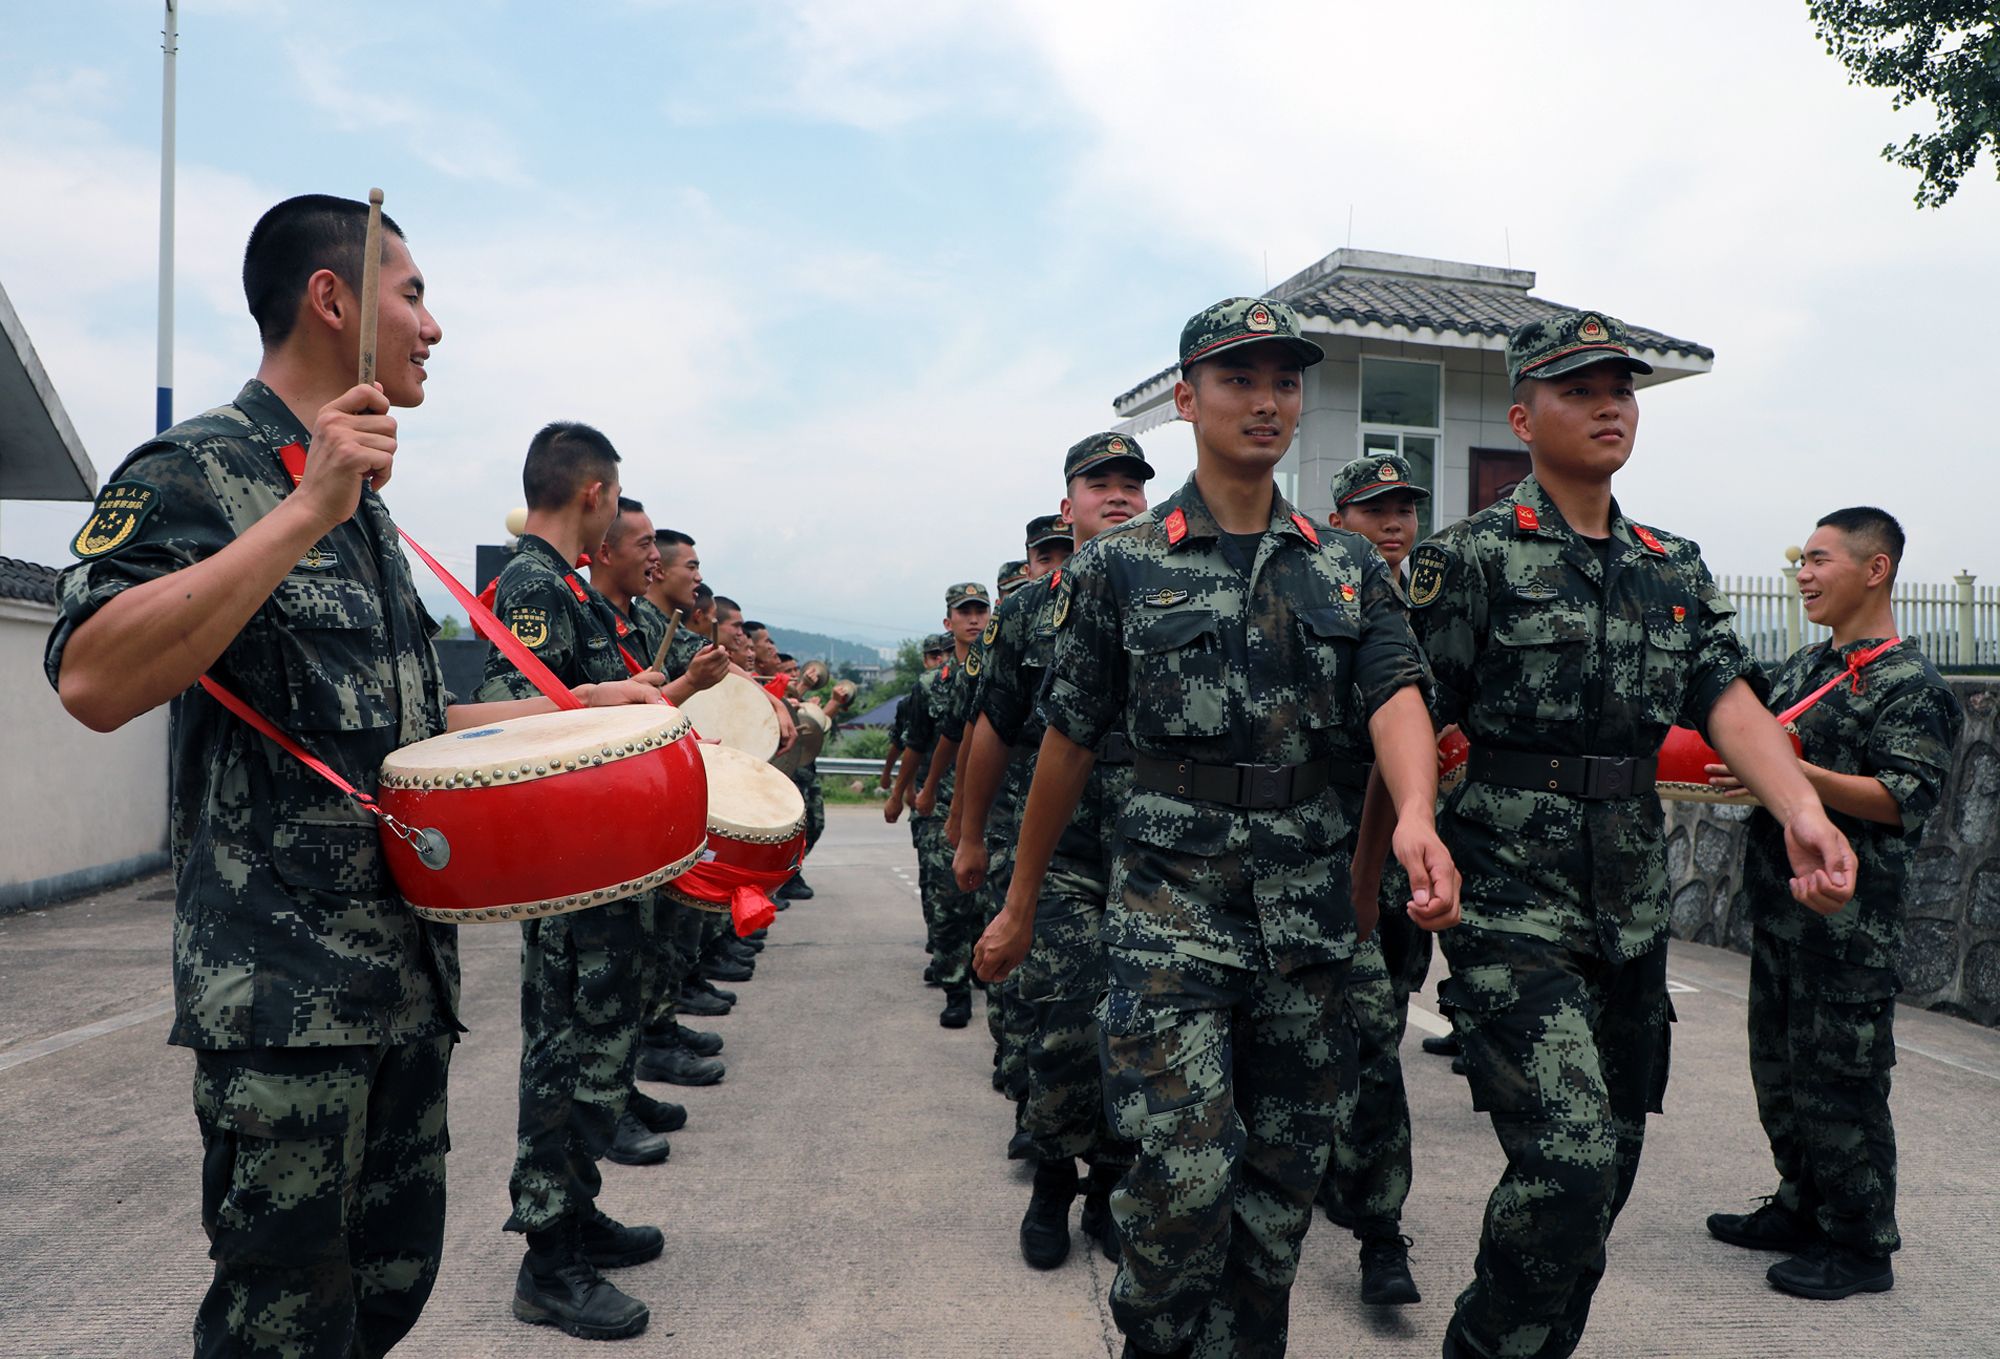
{"left": 1774, "top": 637, "right": 1901, "bottom": 725}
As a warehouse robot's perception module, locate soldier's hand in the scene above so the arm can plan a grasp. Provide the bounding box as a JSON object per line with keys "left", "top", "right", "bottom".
{"left": 1783, "top": 808, "right": 1856, "bottom": 915}
{"left": 944, "top": 809, "right": 962, "bottom": 850}
{"left": 883, "top": 794, "right": 903, "bottom": 825}
{"left": 974, "top": 906, "right": 1032, "bottom": 983}
{"left": 686, "top": 645, "right": 730, "bottom": 691}
{"left": 297, "top": 384, "right": 395, "bottom": 528}
{"left": 914, "top": 786, "right": 937, "bottom": 819}
{"left": 577, "top": 679, "right": 666, "bottom": 707}
{"left": 1393, "top": 819, "right": 1461, "bottom": 932}
{"left": 772, "top": 700, "right": 797, "bottom": 755}
{"left": 954, "top": 837, "right": 988, "bottom": 893}
{"left": 633, "top": 667, "right": 668, "bottom": 688}
{"left": 1701, "top": 762, "right": 1751, "bottom": 797}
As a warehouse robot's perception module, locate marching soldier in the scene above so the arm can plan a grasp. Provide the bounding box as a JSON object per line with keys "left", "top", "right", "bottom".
{"left": 977, "top": 298, "right": 1460, "bottom": 1358}
{"left": 886, "top": 635, "right": 951, "bottom": 984}
{"left": 1703, "top": 507, "right": 1961, "bottom": 1300}
{"left": 1402, "top": 312, "right": 1856, "bottom": 1359}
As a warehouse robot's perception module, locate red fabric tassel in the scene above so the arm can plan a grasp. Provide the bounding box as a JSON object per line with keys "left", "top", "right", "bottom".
{"left": 671, "top": 856, "right": 790, "bottom": 936}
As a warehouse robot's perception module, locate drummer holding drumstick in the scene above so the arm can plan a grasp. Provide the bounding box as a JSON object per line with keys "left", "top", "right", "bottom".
{"left": 44, "top": 195, "right": 657, "bottom": 1357}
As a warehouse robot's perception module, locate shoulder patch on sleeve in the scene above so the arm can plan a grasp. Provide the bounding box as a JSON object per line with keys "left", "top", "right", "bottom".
{"left": 507, "top": 605, "right": 552, "bottom": 650}
{"left": 1406, "top": 543, "right": 1451, "bottom": 608}
{"left": 982, "top": 618, "right": 1000, "bottom": 645}
{"left": 1052, "top": 572, "right": 1074, "bottom": 629}
{"left": 70, "top": 479, "right": 163, "bottom": 560}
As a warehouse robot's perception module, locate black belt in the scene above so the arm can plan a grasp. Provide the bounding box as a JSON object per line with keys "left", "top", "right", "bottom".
{"left": 1467, "top": 748, "right": 1658, "bottom": 800}
{"left": 1131, "top": 753, "right": 1363, "bottom": 810}
{"left": 1097, "top": 733, "right": 1133, "bottom": 766}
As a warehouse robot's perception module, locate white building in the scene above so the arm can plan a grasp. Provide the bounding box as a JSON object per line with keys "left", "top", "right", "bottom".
{"left": 1111, "top": 250, "right": 1713, "bottom": 534}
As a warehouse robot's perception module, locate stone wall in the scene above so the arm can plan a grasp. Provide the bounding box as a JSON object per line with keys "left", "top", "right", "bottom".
{"left": 1664, "top": 678, "right": 2000, "bottom": 1027}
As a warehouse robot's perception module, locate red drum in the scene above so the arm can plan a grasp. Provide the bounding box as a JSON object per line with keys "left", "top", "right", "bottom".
{"left": 376, "top": 705, "right": 709, "bottom": 923}
{"left": 1655, "top": 724, "right": 1801, "bottom": 805}
{"left": 661, "top": 743, "right": 806, "bottom": 936}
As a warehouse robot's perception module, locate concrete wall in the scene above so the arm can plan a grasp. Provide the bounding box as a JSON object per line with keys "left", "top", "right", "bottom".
{"left": 0, "top": 599, "right": 168, "bottom": 909}
{"left": 1664, "top": 677, "right": 2000, "bottom": 1027}
{"left": 1291, "top": 335, "right": 1523, "bottom": 528}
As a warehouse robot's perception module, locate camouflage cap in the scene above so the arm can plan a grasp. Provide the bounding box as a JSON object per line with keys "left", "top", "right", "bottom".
{"left": 1024, "top": 513, "right": 1073, "bottom": 550}
{"left": 996, "top": 559, "right": 1030, "bottom": 595}
{"left": 1330, "top": 452, "right": 1431, "bottom": 508}
{"left": 1179, "top": 297, "right": 1324, "bottom": 371}
{"left": 944, "top": 581, "right": 991, "bottom": 610}
{"left": 922, "top": 632, "right": 950, "bottom": 655}
{"left": 1064, "top": 431, "right": 1156, "bottom": 482}
{"left": 1506, "top": 310, "right": 1655, "bottom": 388}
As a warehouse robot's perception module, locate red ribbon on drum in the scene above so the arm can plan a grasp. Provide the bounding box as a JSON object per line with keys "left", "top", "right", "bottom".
{"left": 663, "top": 858, "right": 784, "bottom": 937}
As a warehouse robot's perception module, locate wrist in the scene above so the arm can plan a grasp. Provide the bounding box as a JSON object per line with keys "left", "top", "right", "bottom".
{"left": 270, "top": 492, "right": 339, "bottom": 545}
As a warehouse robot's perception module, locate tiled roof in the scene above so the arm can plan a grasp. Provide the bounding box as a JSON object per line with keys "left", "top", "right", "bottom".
{"left": 1114, "top": 261, "right": 1712, "bottom": 410}
{"left": 0, "top": 555, "right": 58, "bottom": 605}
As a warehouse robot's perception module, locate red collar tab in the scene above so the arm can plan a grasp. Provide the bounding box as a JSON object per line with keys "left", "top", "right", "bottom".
{"left": 613, "top": 615, "right": 630, "bottom": 637}
{"left": 563, "top": 573, "right": 590, "bottom": 604}
{"left": 1291, "top": 512, "right": 1320, "bottom": 546}
{"left": 576, "top": 552, "right": 592, "bottom": 567}
{"left": 1514, "top": 504, "right": 1541, "bottom": 533}
{"left": 1049, "top": 568, "right": 1062, "bottom": 591}
{"left": 1632, "top": 525, "right": 1666, "bottom": 555}
{"left": 278, "top": 442, "right": 307, "bottom": 486}
{"left": 940, "top": 662, "right": 952, "bottom": 680}
{"left": 1164, "top": 507, "right": 1188, "bottom": 545}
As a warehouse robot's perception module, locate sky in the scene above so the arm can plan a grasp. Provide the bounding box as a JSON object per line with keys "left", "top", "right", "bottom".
{"left": 2, "top": 1, "right": 1995, "bottom": 649}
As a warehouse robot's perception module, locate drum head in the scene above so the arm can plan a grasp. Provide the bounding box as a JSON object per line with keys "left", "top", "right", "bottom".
{"left": 678, "top": 673, "right": 782, "bottom": 761}
{"left": 771, "top": 702, "right": 832, "bottom": 777}
{"left": 699, "top": 743, "right": 806, "bottom": 840}
{"left": 382, "top": 704, "right": 691, "bottom": 786}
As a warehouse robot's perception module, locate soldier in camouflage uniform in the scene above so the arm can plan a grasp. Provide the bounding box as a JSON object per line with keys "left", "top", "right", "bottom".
{"left": 1312, "top": 452, "right": 1435, "bottom": 1305}
{"left": 1703, "top": 507, "right": 1962, "bottom": 1300}
{"left": 479, "top": 423, "right": 686, "bottom": 1341}
{"left": 998, "top": 558, "right": 1033, "bottom": 597}
{"left": 978, "top": 298, "right": 1461, "bottom": 1359}
{"left": 43, "top": 195, "right": 645, "bottom": 1357}
{"left": 897, "top": 588, "right": 993, "bottom": 1026}
{"left": 885, "top": 635, "right": 951, "bottom": 981}
{"left": 1404, "top": 311, "right": 1858, "bottom": 1359}
{"left": 589, "top": 498, "right": 732, "bottom": 1101}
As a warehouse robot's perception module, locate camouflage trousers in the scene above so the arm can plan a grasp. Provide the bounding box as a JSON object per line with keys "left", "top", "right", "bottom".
{"left": 1100, "top": 949, "right": 1356, "bottom": 1359}
{"left": 983, "top": 826, "right": 1032, "bottom": 1095}
{"left": 1436, "top": 928, "right": 1671, "bottom": 1359}
{"left": 795, "top": 770, "right": 826, "bottom": 855}
{"left": 192, "top": 1034, "right": 453, "bottom": 1359}
{"left": 916, "top": 805, "right": 982, "bottom": 991}
{"left": 1748, "top": 928, "right": 1900, "bottom": 1255}
{"left": 508, "top": 899, "right": 647, "bottom": 1233}
{"left": 639, "top": 895, "right": 704, "bottom": 1038}
{"left": 1322, "top": 932, "right": 1413, "bottom": 1234}
{"left": 1018, "top": 876, "right": 1132, "bottom": 1168}
{"left": 910, "top": 813, "right": 936, "bottom": 956}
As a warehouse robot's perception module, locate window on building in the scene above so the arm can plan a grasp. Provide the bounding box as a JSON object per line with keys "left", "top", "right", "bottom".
{"left": 1358, "top": 358, "right": 1441, "bottom": 538}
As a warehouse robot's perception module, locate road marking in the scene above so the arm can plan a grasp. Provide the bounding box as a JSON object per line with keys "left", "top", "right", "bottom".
{"left": 1668, "top": 980, "right": 1699, "bottom": 994}
{"left": 0, "top": 997, "right": 174, "bottom": 1074}
{"left": 1404, "top": 1003, "right": 1452, "bottom": 1038}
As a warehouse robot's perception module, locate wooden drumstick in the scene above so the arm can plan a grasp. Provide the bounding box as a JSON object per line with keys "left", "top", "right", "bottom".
{"left": 651, "top": 608, "right": 682, "bottom": 672}
{"left": 357, "top": 188, "right": 384, "bottom": 387}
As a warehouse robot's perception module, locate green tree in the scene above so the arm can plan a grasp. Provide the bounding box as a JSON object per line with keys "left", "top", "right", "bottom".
{"left": 438, "top": 615, "right": 463, "bottom": 639}
{"left": 1809, "top": 1, "right": 2000, "bottom": 207}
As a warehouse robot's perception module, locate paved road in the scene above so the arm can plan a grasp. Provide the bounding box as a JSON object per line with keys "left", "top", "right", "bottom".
{"left": 3, "top": 804, "right": 1998, "bottom": 1358}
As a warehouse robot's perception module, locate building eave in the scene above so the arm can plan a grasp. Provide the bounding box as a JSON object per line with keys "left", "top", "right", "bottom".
{"left": 0, "top": 277, "right": 96, "bottom": 501}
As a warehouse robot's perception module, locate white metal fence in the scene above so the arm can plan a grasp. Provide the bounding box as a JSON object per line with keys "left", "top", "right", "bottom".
{"left": 1718, "top": 566, "right": 2000, "bottom": 668}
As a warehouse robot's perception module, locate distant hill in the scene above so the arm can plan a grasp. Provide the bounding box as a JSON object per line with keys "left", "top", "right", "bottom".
{"left": 765, "top": 626, "right": 886, "bottom": 666}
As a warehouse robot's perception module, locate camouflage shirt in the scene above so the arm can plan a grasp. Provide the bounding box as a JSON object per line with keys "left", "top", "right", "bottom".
{"left": 1407, "top": 474, "right": 1763, "bottom": 960}
{"left": 476, "top": 534, "right": 634, "bottom": 699}
{"left": 1041, "top": 474, "right": 1429, "bottom": 972}
{"left": 900, "top": 658, "right": 963, "bottom": 794}
{"left": 627, "top": 597, "right": 704, "bottom": 681}
{"left": 1744, "top": 638, "right": 1963, "bottom": 972}
{"left": 43, "top": 379, "right": 459, "bottom": 1050}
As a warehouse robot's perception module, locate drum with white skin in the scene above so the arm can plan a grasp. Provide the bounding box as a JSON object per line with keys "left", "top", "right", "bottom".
{"left": 663, "top": 743, "right": 807, "bottom": 917}
{"left": 677, "top": 672, "right": 782, "bottom": 761}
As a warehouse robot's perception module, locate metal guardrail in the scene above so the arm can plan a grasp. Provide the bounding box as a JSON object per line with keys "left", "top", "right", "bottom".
{"left": 816, "top": 757, "right": 887, "bottom": 777}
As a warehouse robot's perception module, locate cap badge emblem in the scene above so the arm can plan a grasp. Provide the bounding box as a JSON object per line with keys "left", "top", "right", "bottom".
{"left": 1246, "top": 303, "right": 1276, "bottom": 333}
{"left": 1579, "top": 315, "right": 1606, "bottom": 341}
{"left": 1107, "top": 436, "right": 1127, "bottom": 454}
{"left": 1378, "top": 464, "right": 1399, "bottom": 481}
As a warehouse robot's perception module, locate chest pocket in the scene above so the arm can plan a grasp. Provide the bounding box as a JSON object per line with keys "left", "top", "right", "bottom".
{"left": 1123, "top": 608, "right": 1228, "bottom": 739}
{"left": 270, "top": 574, "right": 394, "bottom": 732}
{"left": 1295, "top": 605, "right": 1359, "bottom": 729}
{"left": 1483, "top": 606, "right": 1591, "bottom": 725}
{"left": 1635, "top": 602, "right": 1700, "bottom": 727}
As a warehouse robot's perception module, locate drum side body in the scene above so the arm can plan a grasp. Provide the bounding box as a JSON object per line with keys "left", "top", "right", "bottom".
{"left": 380, "top": 730, "right": 710, "bottom": 923}
{"left": 661, "top": 827, "right": 807, "bottom": 914}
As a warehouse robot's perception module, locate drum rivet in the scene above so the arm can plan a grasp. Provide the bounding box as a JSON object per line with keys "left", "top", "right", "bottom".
{"left": 536, "top": 764, "right": 547, "bottom": 775}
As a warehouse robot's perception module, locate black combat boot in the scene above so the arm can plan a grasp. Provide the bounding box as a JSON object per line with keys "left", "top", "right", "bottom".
{"left": 580, "top": 1207, "right": 665, "bottom": 1269}
{"left": 1006, "top": 1099, "right": 1036, "bottom": 1160}
{"left": 1316, "top": 1178, "right": 1357, "bottom": 1231}
{"left": 778, "top": 873, "right": 815, "bottom": 900}
{"left": 1706, "top": 1197, "right": 1822, "bottom": 1253}
{"left": 1358, "top": 1231, "right": 1421, "bottom": 1305}
{"left": 603, "top": 1111, "right": 670, "bottom": 1166}
{"left": 698, "top": 978, "right": 738, "bottom": 1005}
{"left": 514, "top": 1221, "right": 650, "bottom": 1340}
{"left": 1079, "top": 1163, "right": 1122, "bottom": 1262}
{"left": 1420, "top": 1032, "right": 1461, "bottom": 1058}
{"left": 923, "top": 962, "right": 939, "bottom": 987}
{"left": 637, "top": 1042, "right": 725, "bottom": 1087}
{"left": 1766, "top": 1242, "right": 1893, "bottom": 1299}
{"left": 624, "top": 1089, "right": 687, "bottom": 1134}
{"left": 704, "top": 955, "right": 754, "bottom": 984}
{"left": 678, "top": 985, "right": 731, "bottom": 1017}
{"left": 939, "top": 989, "right": 972, "bottom": 1028}
{"left": 1019, "top": 1156, "right": 1079, "bottom": 1269}
{"left": 673, "top": 1023, "right": 724, "bottom": 1056}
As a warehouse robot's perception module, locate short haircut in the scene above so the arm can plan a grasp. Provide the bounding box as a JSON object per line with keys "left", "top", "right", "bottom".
{"left": 692, "top": 582, "right": 714, "bottom": 605}
{"left": 777, "top": 652, "right": 795, "bottom": 663}
{"left": 712, "top": 594, "right": 741, "bottom": 619}
{"left": 1817, "top": 506, "right": 1906, "bottom": 577}
{"left": 523, "top": 421, "right": 620, "bottom": 512}
{"left": 244, "top": 194, "right": 406, "bottom": 348}
{"left": 617, "top": 495, "right": 644, "bottom": 514}
{"left": 743, "top": 621, "right": 769, "bottom": 637}
{"left": 655, "top": 527, "right": 695, "bottom": 564}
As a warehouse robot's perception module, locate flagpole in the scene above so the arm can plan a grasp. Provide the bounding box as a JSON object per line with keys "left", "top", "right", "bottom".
{"left": 156, "top": 0, "right": 177, "bottom": 433}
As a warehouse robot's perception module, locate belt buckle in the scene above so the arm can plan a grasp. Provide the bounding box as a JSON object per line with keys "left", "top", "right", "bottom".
{"left": 1584, "top": 757, "right": 1633, "bottom": 799}
{"left": 1236, "top": 762, "right": 1288, "bottom": 810}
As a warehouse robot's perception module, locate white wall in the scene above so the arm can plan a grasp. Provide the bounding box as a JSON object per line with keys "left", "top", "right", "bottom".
{"left": 0, "top": 598, "right": 168, "bottom": 906}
